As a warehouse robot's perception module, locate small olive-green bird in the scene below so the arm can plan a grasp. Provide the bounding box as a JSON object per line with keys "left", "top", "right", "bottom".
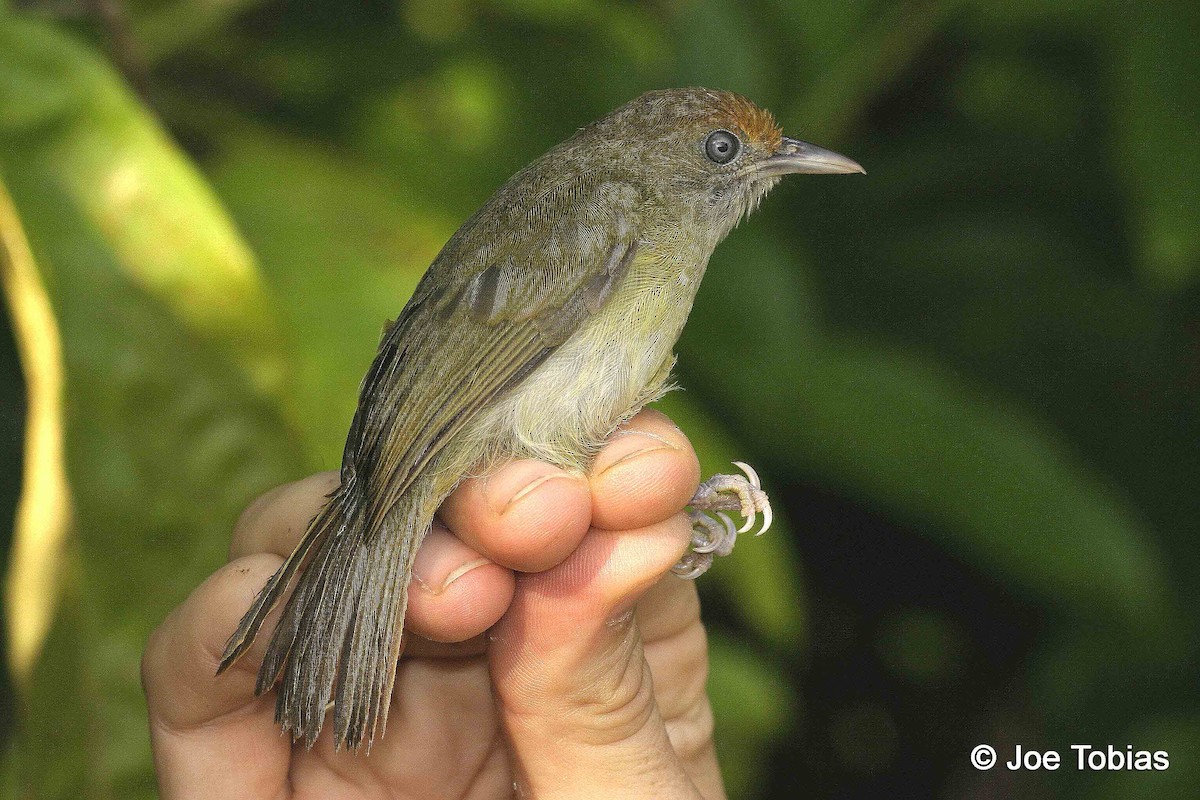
{"left": 218, "top": 87, "right": 863, "bottom": 751}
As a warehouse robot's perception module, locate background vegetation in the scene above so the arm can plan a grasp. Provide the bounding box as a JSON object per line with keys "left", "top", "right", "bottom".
{"left": 1, "top": 1, "right": 1197, "bottom": 797}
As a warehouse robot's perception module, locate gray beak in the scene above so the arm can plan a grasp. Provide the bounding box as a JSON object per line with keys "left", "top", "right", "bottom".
{"left": 763, "top": 137, "right": 865, "bottom": 176}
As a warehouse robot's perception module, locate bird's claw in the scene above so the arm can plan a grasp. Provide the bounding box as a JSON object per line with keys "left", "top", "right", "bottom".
{"left": 672, "top": 462, "right": 772, "bottom": 580}
{"left": 671, "top": 550, "right": 712, "bottom": 580}
{"left": 689, "top": 509, "right": 737, "bottom": 555}
{"left": 730, "top": 461, "right": 772, "bottom": 534}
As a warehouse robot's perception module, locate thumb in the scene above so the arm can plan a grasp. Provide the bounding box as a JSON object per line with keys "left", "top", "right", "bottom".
{"left": 488, "top": 513, "right": 702, "bottom": 799}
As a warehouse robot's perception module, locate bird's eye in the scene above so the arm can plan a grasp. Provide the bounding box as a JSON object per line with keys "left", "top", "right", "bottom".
{"left": 704, "top": 130, "right": 741, "bottom": 164}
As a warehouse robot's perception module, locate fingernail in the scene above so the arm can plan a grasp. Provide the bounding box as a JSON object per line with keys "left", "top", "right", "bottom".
{"left": 593, "top": 431, "right": 678, "bottom": 476}
{"left": 483, "top": 461, "right": 578, "bottom": 514}
{"left": 412, "top": 528, "right": 492, "bottom": 595}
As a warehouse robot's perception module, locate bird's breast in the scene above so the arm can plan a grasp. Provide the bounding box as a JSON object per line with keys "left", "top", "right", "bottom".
{"left": 451, "top": 245, "right": 708, "bottom": 474}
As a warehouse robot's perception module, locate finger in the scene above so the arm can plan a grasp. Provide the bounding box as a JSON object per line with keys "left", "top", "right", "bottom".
{"left": 298, "top": 658, "right": 511, "bottom": 798}
{"left": 404, "top": 522, "right": 516, "bottom": 643}
{"left": 229, "top": 471, "right": 339, "bottom": 559}
{"left": 636, "top": 578, "right": 724, "bottom": 799}
{"left": 144, "top": 555, "right": 284, "bottom": 727}
{"left": 439, "top": 460, "right": 592, "bottom": 572}
{"left": 488, "top": 511, "right": 701, "bottom": 798}
{"left": 143, "top": 555, "right": 291, "bottom": 799}
{"left": 590, "top": 409, "right": 701, "bottom": 532}
{"left": 231, "top": 471, "right": 516, "bottom": 644}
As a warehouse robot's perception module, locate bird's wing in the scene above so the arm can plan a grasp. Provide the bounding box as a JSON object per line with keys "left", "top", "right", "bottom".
{"left": 343, "top": 174, "right": 643, "bottom": 535}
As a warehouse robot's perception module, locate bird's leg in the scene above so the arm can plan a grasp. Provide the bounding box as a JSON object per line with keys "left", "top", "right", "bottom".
{"left": 673, "top": 461, "right": 772, "bottom": 579}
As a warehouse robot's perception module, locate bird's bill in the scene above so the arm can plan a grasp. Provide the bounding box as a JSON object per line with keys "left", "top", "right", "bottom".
{"left": 760, "top": 137, "right": 865, "bottom": 177}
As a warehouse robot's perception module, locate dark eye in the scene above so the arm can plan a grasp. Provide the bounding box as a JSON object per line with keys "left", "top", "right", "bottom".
{"left": 704, "top": 130, "right": 741, "bottom": 164}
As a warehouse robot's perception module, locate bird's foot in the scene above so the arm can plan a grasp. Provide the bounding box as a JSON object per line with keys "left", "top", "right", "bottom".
{"left": 672, "top": 462, "right": 772, "bottom": 579}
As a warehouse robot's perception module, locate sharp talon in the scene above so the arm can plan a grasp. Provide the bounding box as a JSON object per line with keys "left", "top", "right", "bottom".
{"left": 684, "top": 463, "right": 771, "bottom": 570}
{"left": 734, "top": 460, "right": 760, "bottom": 489}
{"left": 757, "top": 502, "right": 773, "bottom": 536}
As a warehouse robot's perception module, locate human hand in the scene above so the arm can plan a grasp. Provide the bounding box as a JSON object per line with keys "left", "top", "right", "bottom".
{"left": 142, "top": 409, "right": 726, "bottom": 799}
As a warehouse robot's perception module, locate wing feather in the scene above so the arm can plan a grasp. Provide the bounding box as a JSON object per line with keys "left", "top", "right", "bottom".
{"left": 341, "top": 173, "right": 643, "bottom": 538}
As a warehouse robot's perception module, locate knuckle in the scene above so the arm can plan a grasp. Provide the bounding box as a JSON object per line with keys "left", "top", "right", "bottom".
{"left": 569, "top": 658, "right": 659, "bottom": 746}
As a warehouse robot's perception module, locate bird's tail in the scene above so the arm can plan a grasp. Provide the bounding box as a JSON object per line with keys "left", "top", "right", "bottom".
{"left": 218, "top": 475, "right": 435, "bottom": 751}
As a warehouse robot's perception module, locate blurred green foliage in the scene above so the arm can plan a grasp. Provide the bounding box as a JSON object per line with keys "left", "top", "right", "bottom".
{"left": 0, "top": 1, "right": 1197, "bottom": 798}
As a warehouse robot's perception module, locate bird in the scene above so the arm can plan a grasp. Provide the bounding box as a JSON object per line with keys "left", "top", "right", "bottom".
{"left": 217, "top": 87, "right": 864, "bottom": 752}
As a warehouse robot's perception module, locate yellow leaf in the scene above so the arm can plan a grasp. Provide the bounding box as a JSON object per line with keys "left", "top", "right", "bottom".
{"left": 0, "top": 178, "right": 72, "bottom": 690}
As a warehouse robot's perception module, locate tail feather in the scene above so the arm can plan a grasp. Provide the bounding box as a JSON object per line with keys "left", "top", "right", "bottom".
{"left": 254, "top": 486, "right": 357, "bottom": 694}
{"left": 217, "top": 484, "right": 353, "bottom": 676}
{"left": 225, "top": 474, "right": 438, "bottom": 751}
{"left": 336, "top": 496, "right": 424, "bottom": 748}
{"left": 274, "top": 509, "right": 369, "bottom": 745}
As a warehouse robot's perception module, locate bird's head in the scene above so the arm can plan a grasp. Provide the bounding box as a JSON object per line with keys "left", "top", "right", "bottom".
{"left": 577, "top": 88, "right": 864, "bottom": 243}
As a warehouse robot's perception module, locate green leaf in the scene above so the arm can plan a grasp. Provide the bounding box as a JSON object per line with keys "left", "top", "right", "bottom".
{"left": 707, "top": 630, "right": 797, "bottom": 800}
{"left": 685, "top": 227, "right": 1175, "bottom": 638}
{"left": 1109, "top": 0, "right": 1200, "bottom": 290}
{"left": 669, "top": 0, "right": 769, "bottom": 101}
{"left": 0, "top": 18, "right": 303, "bottom": 797}
{"left": 0, "top": 15, "right": 287, "bottom": 396}
{"left": 200, "top": 120, "right": 453, "bottom": 464}
{"left": 1088, "top": 717, "right": 1200, "bottom": 800}
{"left": 783, "top": 0, "right": 956, "bottom": 142}
{"left": 127, "top": 0, "right": 266, "bottom": 64}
